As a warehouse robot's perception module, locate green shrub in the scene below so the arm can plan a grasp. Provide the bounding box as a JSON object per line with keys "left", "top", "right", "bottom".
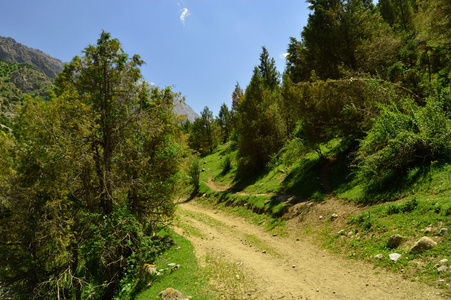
{"left": 281, "top": 137, "right": 304, "bottom": 166}
{"left": 221, "top": 154, "right": 232, "bottom": 173}
{"left": 355, "top": 98, "right": 451, "bottom": 190}
{"left": 188, "top": 157, "right": 201, "bottom": 191}
{"left": 386, "top": 197, "right": 418, "bottom": 215}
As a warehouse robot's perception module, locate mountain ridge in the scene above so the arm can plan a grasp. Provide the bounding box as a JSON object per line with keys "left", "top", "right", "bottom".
{"left": 0, "top": 36, "right": 198, "bottom": 122}
{"left": 0, "top": 36, "right": 64, "bottom": 78}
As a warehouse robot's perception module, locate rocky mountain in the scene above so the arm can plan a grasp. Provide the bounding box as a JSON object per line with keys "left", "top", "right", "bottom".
{"left": 173, "top": 99, "right": 199, "bottom": 123}
{"left": 0, "top": 36, "right": 198, "bottom": 129}
{"left": 0, "top": 36, "right": 64, "bottom": 78}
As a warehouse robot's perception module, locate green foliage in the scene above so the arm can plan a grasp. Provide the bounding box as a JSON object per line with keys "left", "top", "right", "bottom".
{"left": 299, "top": 0, "right": 396, "bottom": 80}
{"left": 216, "top": 103, "right": 233, "bottom": 143}
{"left": 221, "top": 154, "right": 233, "bottom": 174}
{"left": 386, "top": 197, "right": 418, "bottom": 215}
{"left": 236, "top": 66, "right": 285, "bottom": 174}
{"left": 188, "top": 156, "right": 201, "bottom": 192}
{"left": 355, "top": 98, "right": 451, "bottom": 191}
{"left": 258, "top": 46, "right": 280, "bottom": 90}
{"left": 0, "top": 31, "right": 182, "bottom": 299}
{"left": 188, "top": 106, "right": 218, "bottom": 155}
{"left": 284, "top": 78, "right": 398, "bottom": 153}
{"left": 135, "top": 229, "right": 218, "bottom": 300}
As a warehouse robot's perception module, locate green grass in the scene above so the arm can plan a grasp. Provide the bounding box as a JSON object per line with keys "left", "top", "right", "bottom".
{"left": 179, "top": 138, "right": 451, "bottom": 292}
{"left": 320, "top": 192, "right": 451, "bottom": 289}
{"left": 135, "top": 229, "right": 218, "bottom": 300}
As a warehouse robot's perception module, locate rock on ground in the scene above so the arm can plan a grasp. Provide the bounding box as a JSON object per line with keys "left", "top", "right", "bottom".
{"left": 159, "top": 288, "right": 187, "bottom": 300}
{"left": 387, "top": 234, "right": 404, "bottom": 249}
{"left": 409, "top": 237, "right": 437, "bottom": 253}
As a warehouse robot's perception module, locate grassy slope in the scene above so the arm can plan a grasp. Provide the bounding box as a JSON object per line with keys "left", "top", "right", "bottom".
{"left": 134, "top": 228, "right": 218, "bottom": 299}
{"left": 137, "top": 140, "right": 451, "bottom": 297}
{"left": 190, "top": 141, "right": 451, "bottom": 292}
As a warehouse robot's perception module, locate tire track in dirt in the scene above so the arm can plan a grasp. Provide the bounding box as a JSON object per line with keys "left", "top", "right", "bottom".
{"left": 173, "top": 201, "right": 445, "bottom": 300}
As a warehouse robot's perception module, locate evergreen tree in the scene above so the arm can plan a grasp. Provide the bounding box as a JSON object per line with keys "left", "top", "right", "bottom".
{"left": 0, "top": 31, "right": 182, "bottom": 299}
{"left": 217, "top": 103, "right": 232, "bottom": 143}
{"left": 236, "top": 67, "right": 285, "bottom": 173}
{"left": 188, "top": 106, "right": 218, "bottom": 154}
{"left": 258, "top": 46, "right": 280, "bottom": 90}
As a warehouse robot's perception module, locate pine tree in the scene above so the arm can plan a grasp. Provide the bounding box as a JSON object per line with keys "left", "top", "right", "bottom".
{"left": 258, "top": 46, "right": 280, "bottom": 90}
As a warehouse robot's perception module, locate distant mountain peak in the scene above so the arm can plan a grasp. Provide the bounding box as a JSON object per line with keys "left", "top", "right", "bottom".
{"left": 173, "top": 99, "right": 199, "bottom": 123}
{"left": 0, "top": 36, "right": 199, "bottom": 122}
{"left": 0, "top": 36, "right": 64, "bottom": 78}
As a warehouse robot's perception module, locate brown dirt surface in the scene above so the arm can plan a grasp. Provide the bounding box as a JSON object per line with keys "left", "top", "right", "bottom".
{"left": 173, "top": 201, "right": 445, "bottom": 299}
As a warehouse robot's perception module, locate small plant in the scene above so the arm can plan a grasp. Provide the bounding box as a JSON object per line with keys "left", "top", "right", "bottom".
{"left": 221, "top": 154, "right": 232, "bottom": 173}
{"left": 188, "top": 156, "right": 201, "bottom": 191}
{"left": 311, "top": 191, "right": 326, "bottom": 202}
{"left": 386, "top": 197, "right": 418, "bottom": 215}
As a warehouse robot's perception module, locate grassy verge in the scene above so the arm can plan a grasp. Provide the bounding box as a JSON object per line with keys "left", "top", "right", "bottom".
{"left": 135, "top": 229, "right": 218, "bottom": 300}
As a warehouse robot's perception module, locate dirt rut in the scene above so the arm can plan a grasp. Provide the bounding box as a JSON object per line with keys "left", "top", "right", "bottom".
{"left": 173, "top": 201, "right": 445, "bottom": 299}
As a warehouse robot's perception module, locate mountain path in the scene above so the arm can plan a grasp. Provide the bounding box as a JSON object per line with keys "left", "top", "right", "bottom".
{"left": 173, "top": 201, "right": 445, "bottom": 299}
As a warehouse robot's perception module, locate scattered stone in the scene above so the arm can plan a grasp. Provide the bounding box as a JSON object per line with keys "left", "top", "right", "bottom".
{"left": 159, "top": 288, "right": 187, "bottom": 300}
{"left": 389, "top": 253, "right": 402, "bottom": 262}
{"left": 168, "top": 263, "right": 176, "bottom": 267}
{"left": 262, "top": 250, "right": 267, "bottom": 254}
{"left": 279, "top": 169, "right": 285, "bottom": 174}
{"left": 374, "top": 254, "right": 384, "bottom": 260}
{"left": 387, "top": 234, "right": 404, "bottom": 249}
{"left": 439, "top": 228, "right": 449, "bottom": 236}
{"left": 201, "top": 168, "right": 206, "bottom": 172}
{"left": 316, "top": 288, "right": 319, "bottom": 292}
{"left": 143, "top": 264, "right": 157, "bottom": 275}
{"left": 264, "top": 199, "right": 271, "bottom": 205}
{"left": 409, "top": 237, "right": 437, "bottom": 253}
{"left": 331, "top": 214, "right": 339, "bottom": 219}
{"left": 319, "top": 216, "right": 323, "bottom": 220}
{"left": 348, "top": 231, "right": 353, "bottom": 236}
{"left": 170, "top": 265, "right": 180, "bottom": 273}
{"left": 423, "top": 227, "right": 433, "bottom": 234}
{"left": 438, "top": 265, "right": 449, "bottom": 273}
{"left": 236, "top": 275, "right": 240, "bottom": 279}
{"left": 440, "top": 259, "right": 449, "bottom": 266}
{"left": 292, "top": 265, "right": 296, "bottom": 268}
{"left": 337, "top": 230, "right": 346, "bottom": 236}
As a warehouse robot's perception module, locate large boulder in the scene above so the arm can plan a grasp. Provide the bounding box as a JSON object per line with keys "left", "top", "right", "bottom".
{"left": 159, "top": 288, "right": 187, "bottom": 300}
{"left": 409, "top": 237, "right": 437, "bottom": 253}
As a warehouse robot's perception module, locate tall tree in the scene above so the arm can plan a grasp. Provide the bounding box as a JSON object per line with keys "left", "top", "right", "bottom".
{"left": 188, "top": 106, "right": 218, "bottom": 154}
{"left": 258, "top": 46, "right": 280, "bottom": 90}
{"left": 217, "top": 103, "right": 232, "bottom": 143}
{"left": 0, "top": 31, "right": 182, "bottom": 299}
{"left": 300, "top": 0, "right": 396, "bottom": 79}
{"left": 236, "top": 67, "right": 285, "bottom": 173}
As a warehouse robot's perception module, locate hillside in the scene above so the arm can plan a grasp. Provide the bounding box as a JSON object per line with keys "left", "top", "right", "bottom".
{"left": 0, "top": 37, "right": 198, "bottom": 130}
{"left": 175, "top": 142, "right": 451, "bottom": 295}
{"left": 173, "top": 98, "right": 199, "bottom": 122}
{"left": 0, "top": 36, "right": 64, "bottom": 78}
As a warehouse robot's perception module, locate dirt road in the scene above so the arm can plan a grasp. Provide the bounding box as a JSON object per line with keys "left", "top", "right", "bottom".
{"left": 173, "top": 201, "right": 445, "bottom": 300}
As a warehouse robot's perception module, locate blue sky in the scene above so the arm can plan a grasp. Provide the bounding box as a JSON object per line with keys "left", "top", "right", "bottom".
{"left": 1, "top": 1, "right": 310, "bottom": 115}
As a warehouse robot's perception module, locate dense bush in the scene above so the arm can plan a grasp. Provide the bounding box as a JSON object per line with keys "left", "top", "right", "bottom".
{"left": 355, "top": 97, "right": 451, "bottom": 189}
{"left": 188, "top": 156, "right": 201, "bottom": 191}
